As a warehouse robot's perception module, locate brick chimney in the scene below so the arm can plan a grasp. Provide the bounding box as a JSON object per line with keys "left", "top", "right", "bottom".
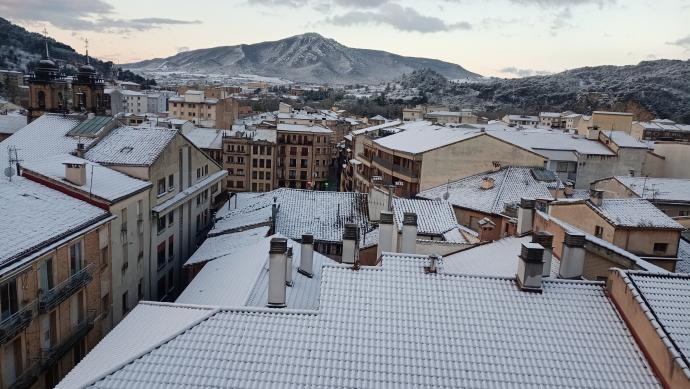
{"left": 267, "top": 238, "right": 288, "bottom": 308}
{"left": 401, "top": 212, "right": 417, "bottom": 254}
{"left": 377, "top": 211, "right": 395, "bottom": 260}
{"left": 532, "top": 231, "right": 554, "bottom": 277}
{"left": 559, "top": 232, "right": 586, "bottom": 279}
{"left": 517, "top": 198, "right": 535, "bottom": 235}
{"left": 298, "top": 233, "right": 314, "bottom": 278}
{"left": 480, "top": 176, "right": 495, "bottom": 190}
{"left": 517, "top": 242, "right": 544, "bottom": 292}
{"left": 589, "top": 189, "right": 604, "bottom": 207}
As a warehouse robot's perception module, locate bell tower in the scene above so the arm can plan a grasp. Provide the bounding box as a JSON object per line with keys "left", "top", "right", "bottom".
{"left": 72, "top": 38, "right": 105, "bottom": 115}
{"left": 27, "top": 28, "right": 71, "bottom": 123}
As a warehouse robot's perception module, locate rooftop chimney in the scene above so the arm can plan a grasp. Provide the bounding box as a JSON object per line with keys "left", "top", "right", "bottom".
{"left": 425, "top": 253, "right": 440, "bottom": 274}
{"left": 628, "top": 169, "right": 635, "bottom": 177}
{"left": 559, "top": 232, "right": 586, "bottom": 279}
{"left": 75, "top": 142, "right": 86, "bottom": 158}
{"left": 285, "top": 246, "right": 294, "bottom": 287}
{"left": 267, "top": 238, "right": 288, "bottom": 308}
{"left": 589, "top": 189, "right": 604, "bottom": 207}
{"left": 480, "top": 176, "right": 495, "bottom": 190}
{"left": 401, "top": 212, "right": 418, "bottom": 254}
{"left": 564, "top": 181, "right": 574, "bottom": 197}
{"left": 516, "top": 198, "right": 536, "bottom": 235}
{"left": 532, "top": 231, "right": 554, "bottom": 277}
{"left": 491, "top": 161, "right": 501, "bottom": 172}
{"left": 298, "top": 233, "right": 314, "bottom": 278}
{"left": 63, "top": 161, "right": 87, "bottom": 186}
{"left": 377, "top": 211, "right": 395, "bottom": 260}
{"left": 342, "top": 223, "right": 359, "bottom": 264}
{"left": 517, "top": 242, "right": 544, "bottom": 292}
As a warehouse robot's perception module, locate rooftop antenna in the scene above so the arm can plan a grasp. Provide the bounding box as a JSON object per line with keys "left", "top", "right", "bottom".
{"left": 443, "top": 179, "right": 450, "bottom": 200}
{"left": 5, "top": 146, "right": 22, "bottom": 182}
{"left": 88, "top": 164, "right": 95, "bottom": 197}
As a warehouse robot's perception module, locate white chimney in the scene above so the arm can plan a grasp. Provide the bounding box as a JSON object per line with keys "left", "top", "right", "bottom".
{"left": 377, "top": 211, "right": 395, "bottom": 259}
{"left": 532, "top": 231, "right": 554, "bottom": 277}
{"left": 298, "top": 233, "right": 314, "bottom": 278}
{"left": 401, "top": 212, "right": 418, "bottom": 254}
{"left": 267, "top": 238, "right": 288, "bottom": 308}
{"left": 342, "top": 223, "right": 359, "bottom": 264}
{"left": 516, "top": 198, "right": 535, "bottom": 235}
{"left": 559, "top": 232, "right": 586, "bottom": 279}
{"left": 63, "top": 161, "right": 87, "bottom": 186}
{"left": 425, "top": 253, "right": 440, "bottom": 274}
{"left": 564, "top": 181, "right": 574, "bottom": 197}
{"left": 517, "top": 242, "right": 544, "bottom": 292}
{"left": 589, "top": 189, "right": 604, "bottom": 207}
{"left": 285, "top": 246, "right": 294, "bottom": 287}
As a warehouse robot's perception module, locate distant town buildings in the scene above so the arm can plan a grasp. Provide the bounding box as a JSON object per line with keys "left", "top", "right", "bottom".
{"left": 168, "top": 90, "right": 239, "bottom": 129}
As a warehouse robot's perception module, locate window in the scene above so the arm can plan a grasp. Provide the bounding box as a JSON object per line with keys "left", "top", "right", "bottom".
{"left": 252, "top": 171, "right": 258, "bottom": 179}
{"left": 157, "top": 242, "right": 166, "bottom": 269}
{"left": 237, "top": 181, "right": 244, "bottom": 188}
{"left": 196, "top": 168, "right": 201, "bottom": 178}
{"left": 168, "top": 236, "right": 174, "bottom": 261}
{"left": 69, "top": 242, "right": 83, "bottom": 275}
{"left": 266, "top": 172, "right": 271, "bottom": 180}
{"left": 680, "top": 210, "right": 689, "bottom": 217}
{"left": 168, "top": 210, "right": 174, "bottom": 227}
{"left": 167, "top": 269, "right": 175, "bottom": 292}
{"left": 253, "top": 159, "right": 258, "bottom": 168}
{"left": 266, "top": 159, "right": 272, "bottom": 168}
{"left": 39, "top": 258, "right": 54, "bottom": 291}
{"left": 211, "top": 183, "right": 218, "bottom": 194}
{"left": 138, "top": 279, "right": 144, "bottom": 301}
{"left": 121, "top": 291, "right": 128, "bottom": 316}
{"left": 168, "top": 174, "right": 174, "bottom": 190}
{"left": 259, "top": 171, "right": 264, "bottom": 179}
{"left": 157, "top": 178, "right": 166, "bottom": 195}
{"left": 594, "top": 225, "right": 604, "bottom": 238}
{"left": 267, "top": 147, "right": 272, "bottom": 156}
{"left": 252, "top": 183, "right": 257, "bottom": 191}
{"left": 157, "top": 216, "right": 166, "bottom": 234}
{"left": 196, "top": 214, "right": 202, "bottom": 232}
{"left": 157, "top": 277, "right": 166, "bottom": 300}
{"left": 653, "top": 243, "right": 668, "bottom": 253}
{"left": 101, "top": 294, "right": 109, "bottom": 317}
{"left": 259, "top": 159, "right": 265, "bottom": 168}
{"left": 204, "top": 164, "right": 209, "bottom": 175}
{"left": 0, "top": 279, "right": 18, "bottom": 320}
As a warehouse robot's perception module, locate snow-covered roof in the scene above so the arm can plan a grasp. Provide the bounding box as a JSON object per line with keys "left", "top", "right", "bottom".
{"left": 392, "top": 198, "right": 458, "bottom": 235}
{"left": 0, "top": 114, "right": 91, "bottom": 172}
{"left": 184, "top": 128, "right": 223, "bottom": 150}
{"left": 85, "top": 126, "right": 177, "bottom": 167}
{"left": 603, "top": 131, "right": 650, "bottom": 149}
{"left": 179, "top": 233, "right": 334, "bottom": 309}
{"left": 539, "top": 112, "right": 562, "bottom": 118}
{"left": 21, "top": 154, "right": 151, "bottom": 203}
{"left": 222, "top": 127, "right": 276, "bottom": 143}
{"left": 57, "top": 302, "right": 217, "bottom": 389}
{"left": 151, "top": 170, "right": 227, "bottom": 214}
{"left": 614, "top": 176, "right": 690, "bottom": 203}
{"left": 618, "top": 270, "right": 690, "bottom": 377}
{"left": 0, "top": 177, "right": 110, "bottom": 269}
{"left": 373, "top": 121, "right": 483, "bottom": 154}
{"left": 350, "top": 119, "right": 401, "bottom": 136}
{"left": 212, "top": 189, "right": 374, "bottom": 244}
{"left": 70, "top": 253, "right": 661, "bottom": 388}
{"left": 635, "top": 120, "right": 690, "bottom": 133}
{"left": 0, "top": 114, "right": 26, "bottom": 135}
{"left": 418, "top": 167, "right": 560, "bottom": 215}
{"left": 485, "top": 124, "right": 615, "bottom": 156}
{"left": 276, "top": 123, "right": 332, "bottom": 134}
{"left": 504, "top": 114, "right": 539, "bottom": 122}
{"left": 184, "top": 226, "right": 270, "bottom": 267}
{"left": 591, "top": 198, "right": 683, "bottom": 230}
{"left": 443, "top": 236, "right": 559, "bottom": 277}
{"left": 370, "top": 114, "right": 387, "bottom": 121}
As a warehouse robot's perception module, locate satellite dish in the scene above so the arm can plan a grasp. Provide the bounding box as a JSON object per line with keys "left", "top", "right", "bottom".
{"left": 4, "top": 167, "right": 14, "bottom": 178}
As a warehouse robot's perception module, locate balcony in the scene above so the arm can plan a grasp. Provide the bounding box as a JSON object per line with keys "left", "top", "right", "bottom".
{"left": 39, "top": 264, "right": 94, "bottom": 314}
{"left": 0, "top": 301, "right": 36, "bottom": 345}
{"left": 371, "top": 155, "right": 419, "bottom": 182}
{"left": 40, "top": 309, "right": 97, "bottom": 369}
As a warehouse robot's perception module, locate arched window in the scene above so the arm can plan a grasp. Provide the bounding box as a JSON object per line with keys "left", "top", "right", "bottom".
{"left": 37, "top": 90, "right": 46, "bottom": 109}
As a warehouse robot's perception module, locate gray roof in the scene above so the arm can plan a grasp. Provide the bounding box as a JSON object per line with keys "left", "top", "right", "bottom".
{"left": 392, "top": 198, "right": 458, "bottom": 235}
{"left": 419, "top": 167, "right": 560, "bottom": 215}
{"left": 68, "top": 253, "right": 660, "bottom": 388}
{"left": 67, "top": 115, "right": 113, "bottom": 137}
{"left": 592, "top": 198, "right": 684, "bottom": 230}
{"left": 677, "top": 238, "right": 690, "bottom": 273}
{"left": 0, "top": 114, "right": 26, "bottom": 135}
{"left": 85, "top": 126, "right": 177, "bottom": 166}
{"left": 615, "top": 176, "right": 690, "bottom": 203}
{"left": 622, "top": 271, "right": 690, "bottom": 378}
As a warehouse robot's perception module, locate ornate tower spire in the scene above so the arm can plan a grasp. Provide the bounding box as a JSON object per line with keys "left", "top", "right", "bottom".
{"left": 84, "top": 37, "right": 90, "bottom": 65}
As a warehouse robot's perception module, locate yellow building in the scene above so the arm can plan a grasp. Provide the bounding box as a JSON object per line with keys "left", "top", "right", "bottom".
{"left": 169, "top": 90, "right": 238, "bottom": 129}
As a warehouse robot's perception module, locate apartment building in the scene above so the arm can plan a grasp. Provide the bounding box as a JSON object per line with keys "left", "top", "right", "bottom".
{"left": 502, "top": 114, "right": 539, "bottom": 126}
{"left": 577, "top": 111, "right": 634, "bottom": 133}
{"left": 0, "top": 177, "right": 114, "bottom": 389}
{"left": 184, "top": 128, "right": 224, "bottom": 165}
{"left": 277, "top": 103, "right": 354, "bottom": 142}
{"left": 84, "top": 126, "right": 227, "bottom": 301}
{"left": 168, "top": 90, "right": 239, "bottom": 129}
{"left": 21, "top": 156, "right": 152, "bottom": 327}
{"left": 630, "top": 119, "right": 690, "bottom": 141}
{"left": 0, "top": 69, "right": 24, "bottom": 106}
{"left": 276, "top": 123, "right": 333, "bottom": 190}
{"left": 222, "top": 127, "right": 277, "bottom": 192}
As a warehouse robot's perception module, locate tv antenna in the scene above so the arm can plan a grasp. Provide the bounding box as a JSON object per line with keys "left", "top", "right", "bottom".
{"left": 5, "top": 146, "right": 22, "bottom": 181}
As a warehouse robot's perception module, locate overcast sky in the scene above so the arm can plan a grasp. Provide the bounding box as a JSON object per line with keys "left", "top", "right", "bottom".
{"left": 2, "top": 0, "right": 689, "bottom": 77}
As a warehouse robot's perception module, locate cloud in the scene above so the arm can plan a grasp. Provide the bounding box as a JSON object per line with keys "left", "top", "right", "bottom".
{"left": 508, "top": 0, "right": 611, "bottom": 6}
{"left": 248, "top": 0, "right": 386, "bottom": 7}
{"left": 668, "top": 35, "right": 690, "bottom": 50}
{"left": 500, "top": 67, "right": 553, "bottom": 77}
{"left": 328, "top": 3, "right": 471, "bottom": 33}
{"left": 0, "top": 0, "right": 201, "bottom": 32}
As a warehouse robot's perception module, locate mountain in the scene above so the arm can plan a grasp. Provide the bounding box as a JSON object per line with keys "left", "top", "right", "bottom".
{"left": 124, "top": 33, "right": 480, "bottom": 84}
{"left": 0, "top": 17, "right": 154, "bottom": 86}
{"left": 392, "top": 61, "right": 690, "bottom": 123}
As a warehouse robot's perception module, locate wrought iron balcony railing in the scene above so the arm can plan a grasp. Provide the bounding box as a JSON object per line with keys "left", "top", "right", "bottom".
{"left": 39, "top": 264, "right": 94, "bottom": 313}
{"left": 40, "top": 309, "right": 97, "bottom": 369}
{"left": 0, "top": 300, "right": 36, "bottom": 345}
